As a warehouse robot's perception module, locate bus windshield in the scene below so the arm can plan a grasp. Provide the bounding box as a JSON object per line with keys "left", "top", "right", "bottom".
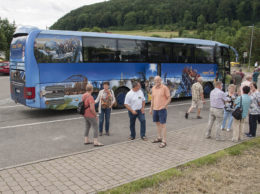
{"left": 10, "top": 36, "right": 27, "bottom": 61}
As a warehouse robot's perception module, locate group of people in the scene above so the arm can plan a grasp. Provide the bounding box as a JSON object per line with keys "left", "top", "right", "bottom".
{"left": 186, "top": 68, "right": 259, "bottom": 142}
{"left": 81, "top": 69, "right": 259, "bottom": 148}
{"left": 81, "top": 76, "right": 171, "bottom": 148}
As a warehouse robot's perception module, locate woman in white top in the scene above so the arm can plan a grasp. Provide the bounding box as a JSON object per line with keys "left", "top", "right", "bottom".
{"left": 95, "top": 81, "right": 116, "bottom": 136}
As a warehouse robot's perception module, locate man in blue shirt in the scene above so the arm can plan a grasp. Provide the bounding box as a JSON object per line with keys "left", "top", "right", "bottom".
{"left": 232, "top": 86, "right": 252, "bottom": 142}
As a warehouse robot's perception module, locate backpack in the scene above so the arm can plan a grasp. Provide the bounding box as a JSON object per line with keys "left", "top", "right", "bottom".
{"left": 77, "top": 101, "right": 85, "bottom": 115}
{"left": 77, "top": 96, "right": 89, "bottom": 115}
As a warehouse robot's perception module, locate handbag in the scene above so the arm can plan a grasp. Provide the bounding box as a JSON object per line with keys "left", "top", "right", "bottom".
{"left": 232, "top": 96, "right": 243, "bottom": 120}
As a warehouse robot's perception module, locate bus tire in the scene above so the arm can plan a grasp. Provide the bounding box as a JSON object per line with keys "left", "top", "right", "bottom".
{"left": 115, "top": 87, "right": 129, "bottom": 109}
{"left": 203, "top": 82, "right": 214, "bottom": 98}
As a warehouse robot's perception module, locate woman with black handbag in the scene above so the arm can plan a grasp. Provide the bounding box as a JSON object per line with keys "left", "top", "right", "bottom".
{"left": 232, "top": 86, "right": 251, "bottom": 142}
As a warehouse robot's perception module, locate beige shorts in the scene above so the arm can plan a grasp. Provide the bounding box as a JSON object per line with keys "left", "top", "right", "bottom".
{"left": 191, "top": 100, "right": 203, "bottom": 109}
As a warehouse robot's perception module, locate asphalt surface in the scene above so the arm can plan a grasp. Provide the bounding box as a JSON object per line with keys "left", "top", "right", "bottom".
{"left": 0, "top": 73, "right": 210, "bottom": 169}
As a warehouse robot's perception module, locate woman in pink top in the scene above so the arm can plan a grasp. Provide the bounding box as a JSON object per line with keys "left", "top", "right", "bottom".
{"left": 82, "top": 84, "right": 104, "bottom": 146}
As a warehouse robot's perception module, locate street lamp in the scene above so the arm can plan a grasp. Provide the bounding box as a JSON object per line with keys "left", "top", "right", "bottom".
{"left": 248, "top": 24, "right": 254, "bottom": 70}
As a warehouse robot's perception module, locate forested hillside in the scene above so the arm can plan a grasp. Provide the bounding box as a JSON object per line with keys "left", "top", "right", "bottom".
{"left": 51, "top": 0, "right": 260, "bottom": 31}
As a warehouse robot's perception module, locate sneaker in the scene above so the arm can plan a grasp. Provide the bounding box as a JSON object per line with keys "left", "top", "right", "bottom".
{"left": 105, "top": 131, "right": 110, "bottom": 136}
{"left": 226, "top": 128, "right": 230, "bottom": 132}
{"left": 128, "top": 136, "right": 135, "bottom": 140}
{"left": 99, "top": 132, "right": 103, "bottom": 136}
{"left": 185, "top": 113, "right": 189, "bottom": 119}
{"left": 197, "top": 116, "right": 202, "bottom": 119}
{"left": 246, "top": 134, "right": 253, "bottom": 137}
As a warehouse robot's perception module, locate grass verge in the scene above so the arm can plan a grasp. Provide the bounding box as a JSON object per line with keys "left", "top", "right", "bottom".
{"left": 99, "top": 136, "right": 260, "bottom": 194}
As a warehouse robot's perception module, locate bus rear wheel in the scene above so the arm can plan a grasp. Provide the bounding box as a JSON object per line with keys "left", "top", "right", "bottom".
{"left": 115, "top": 87, "right": 129, "bottom": 109}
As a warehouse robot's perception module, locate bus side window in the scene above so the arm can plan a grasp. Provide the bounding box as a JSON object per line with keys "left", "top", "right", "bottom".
{"left": 82, "top": 37, "right": 116, "bottom": 62}
{"left": 118, "top": 39, "right": 146, "bottom": 62}
{"left": 148, "top": 42, "right": 171, "bottom": 63}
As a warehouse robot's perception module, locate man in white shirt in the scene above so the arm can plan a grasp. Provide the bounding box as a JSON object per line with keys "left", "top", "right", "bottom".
{"left": 124, "top": 81, "right": 147, "bottom": 141}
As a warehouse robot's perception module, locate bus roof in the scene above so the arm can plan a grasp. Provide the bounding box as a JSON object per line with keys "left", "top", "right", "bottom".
{"left": 39, "top": 30, "right": 230, "bottom": 48}
{"left": 15, "top": 26, "right": 238, "bottom": 60}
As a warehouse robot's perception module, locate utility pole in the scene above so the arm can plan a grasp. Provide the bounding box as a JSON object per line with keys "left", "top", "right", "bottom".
{"left": 248, "top": 24, "right": 254, "bottom": 70}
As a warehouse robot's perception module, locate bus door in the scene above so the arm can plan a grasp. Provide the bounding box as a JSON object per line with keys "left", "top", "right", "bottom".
{"left": 145, "top": 63, "right": 158, "bottom": 101}
{"left": 215, "top": 46, "right": 230, "bottom": 91}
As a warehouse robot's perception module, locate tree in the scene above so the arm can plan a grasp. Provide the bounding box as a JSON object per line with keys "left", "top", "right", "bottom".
{"left": 197, "top": 14, "right": 206, "bottom": 32}
{"left": 0, "top": 18, "right": 16, "bottom": 60}
{"left": 124, "top": 11, "right": 137, "bottom": 27}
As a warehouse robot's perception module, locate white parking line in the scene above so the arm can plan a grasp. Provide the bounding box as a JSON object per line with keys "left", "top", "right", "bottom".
{"left": 0, "top": 105, "right": 23, "bottom": 109}
{"left": 0, "top": 77, "right": 9, "bottom": 80}
{"left": 0, "top": 101, "right": 209, "bottom": 130}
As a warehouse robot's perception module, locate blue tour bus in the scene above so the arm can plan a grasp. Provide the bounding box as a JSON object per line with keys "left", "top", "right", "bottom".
{"left": 10, "top": 26, "right": 238, "bottom": 110}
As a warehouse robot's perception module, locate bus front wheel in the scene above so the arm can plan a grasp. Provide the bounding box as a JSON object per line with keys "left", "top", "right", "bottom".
{"left": 115, "top": 87, "right": 129, "bottom": 109}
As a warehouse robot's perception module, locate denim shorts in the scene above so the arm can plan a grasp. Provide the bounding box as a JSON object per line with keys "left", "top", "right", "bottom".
{"left": 153, "top": 109, "right": 167, "bottom": 124}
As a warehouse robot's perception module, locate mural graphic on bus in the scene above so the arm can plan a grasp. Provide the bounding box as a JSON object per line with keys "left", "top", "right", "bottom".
{"left": 39, "top": 62, "right": 216, "bottom": 110}
{"left": 34, "top": 34, "right": 82, "bottom": 63}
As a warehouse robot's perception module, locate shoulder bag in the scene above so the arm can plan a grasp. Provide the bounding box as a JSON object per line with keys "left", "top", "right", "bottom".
{"left": 232, "top": 96, "right": 243, "bottom": 120}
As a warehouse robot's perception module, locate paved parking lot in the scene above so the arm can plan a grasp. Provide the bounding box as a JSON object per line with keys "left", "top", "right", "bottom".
{"left": 0, "top": 75, "right": 210, "bottom": 169}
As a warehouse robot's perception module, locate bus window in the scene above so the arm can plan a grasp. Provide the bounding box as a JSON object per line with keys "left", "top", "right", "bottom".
{"left": 172, "top": 44, "right": 194, "bottom": 63}
{"left": 34, "top": 34, "right": 82, "bottom": 63}
{"left": 117, "top": 39, "right": 146, "bottom": 62}
{"left": 148, "top": 42, "right": 171, "bottom": 63}
{"left": 82, "top": 37, "right": 117, "bottom": 62}
{"left": 195, "top": 46, "right": 214, "bottom": 64}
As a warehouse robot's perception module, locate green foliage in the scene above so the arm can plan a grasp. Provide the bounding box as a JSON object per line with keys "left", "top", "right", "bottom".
{"left": 0, "top": 17, "right": 16, "bottom": 60}
{"left": 99, "top": 168, "right": 182, "bottom": 194}
{"left": 151, "top": 34, "right": 161, "bottom": 38}
{"left": 51, "top": 0, "right": 260, "bottom": 31}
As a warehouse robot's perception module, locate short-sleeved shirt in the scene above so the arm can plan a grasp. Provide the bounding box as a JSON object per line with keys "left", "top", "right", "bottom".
{"left": 82, "top": 93, "right": 95, "bottom": 118}
{"left": 151, "top": 84, "right": 170, "bottom": 110}
{"left": 225, "top": 74, "right": 232, "bottom": 85}
{"left": 191, "top": 82, "right": 203, "bottom": 101}
{"left": 235, "top": 94, "right": 251, "bottom": 118}
{"left": 101, "top": 90, "right": 113, "bottom": 108}
{"left": 210, "top": 88, "right": 228, "bottom": 109}
{"left": 253, "top": 72, "right": 259, "bottom": 83}
{"left": 249, "top": 91, "right": 260, "bottom": 115}
{"left": 233, "top": 74, "right": 242, "bottom": 85}
{"left": 124, "top": 89, "right": 145, "bottom": 111}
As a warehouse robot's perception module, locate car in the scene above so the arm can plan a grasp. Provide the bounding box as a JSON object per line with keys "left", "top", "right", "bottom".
{"left": 0, "top": 61, "right": 10, "bottom": 74}
{"left": 230, "top": 61, "right": 240, "bottom": 67}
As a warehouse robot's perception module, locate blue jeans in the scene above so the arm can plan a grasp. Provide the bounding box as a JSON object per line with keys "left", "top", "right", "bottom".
{"left": 99, "top": 108, "right": 111, "bottom": 132}
{"left": 222, "top": 109, "right": 233, "bottom": 129}
{"left": 128, "top": 110, "right": 146, "bottom": 139}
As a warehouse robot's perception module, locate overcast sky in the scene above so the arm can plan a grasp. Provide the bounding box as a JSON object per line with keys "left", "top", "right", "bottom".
{"left": 0, "top": 0, "right": 106, "bottom": 29}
